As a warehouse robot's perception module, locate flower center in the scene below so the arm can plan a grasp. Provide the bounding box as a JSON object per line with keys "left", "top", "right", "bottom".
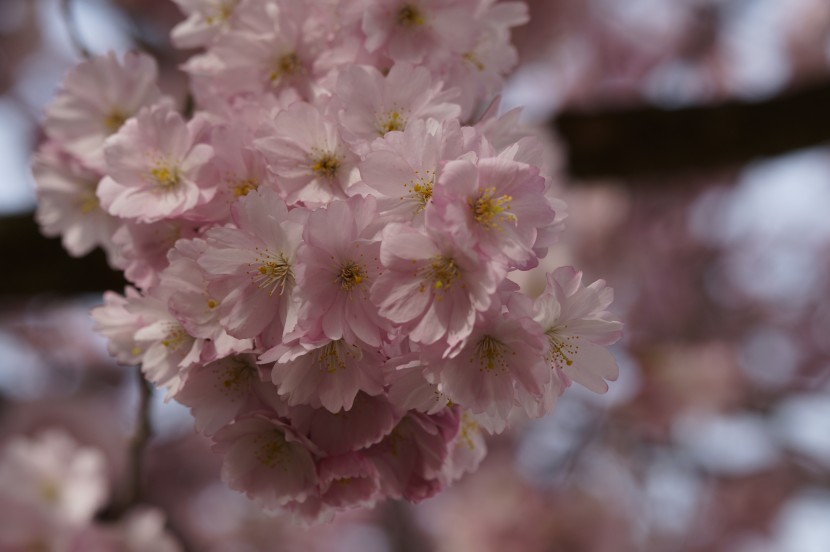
{"left": 463, "top": 51, "right": 485, "bottom": 71}
{"left": 269, "top": 52, "right": 300, "bottom": 84}
{"left": 421, "top": 254, "right": 459, "bottom": 296}
{"left": 472, "top": 335, "right": 510, "bottom": 372}
{"left": 470, "top": 186, "right": 516, "bottom": 229}
{"left": 230, "top": 178, "right": 258, "bottom": 197}
{"left": 78, "top": 192, "right": 99, "bottom": 214}
{"left": 546, "top": 329, "right": 577, "bottom": 368}
{"left": 397, "top": 4, "right": 425, "bottom": 28}
{"left": 254, "top": 430, "right": 288, "bottom": 469}
{"left": 316, "top": 340, "right": 361, "bottom": 374}
{"left": 103, "top": 109, "right": 127, "bottom": 133}
{"left": 38, "top": 480, "right": 61, "bottom": 503}
{"left": 206, "top": 0, "right": 237, "bottom": 24}
{"left": 150, "top": 163, "right": 180, "bottom": 189}
{"left": 378, "top": 110, "right": 406, "bottom": 135}
{"left": 221, "top": 359, "right": 255, "bottom": 391}
{"left": 311, "top": 152, "right": 340, "bottom": 179}
{"left": 253, "top": 252, "right": 294, "bottom": 296}
{"left": 404, "top": 170, "right": 434, "bottom": 211}
{"left": 338, "top": 261, "right": 365, "bottom": 291}
{"left": 161, "top": 325, "right": 189, "bottom": 351}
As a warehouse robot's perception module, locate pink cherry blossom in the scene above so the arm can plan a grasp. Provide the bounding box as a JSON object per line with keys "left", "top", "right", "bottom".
{"left": 358, "top": 118, "right": 467, "bottom": 222}
{"left": 171, "top": 0, "right": 244, "bottom": 48}
{"left": 315, "top": 452, "right": 381, "bottom": 509}
{"left": 0, "top": 430, "right": 108, "bottom": 527}
{"left": 175, "top": 354, "right": 287, "bottom": 436}
{"left": 212, "top": 413, "right": 318, "bottom": 509}
{"left": 293, "top": 195, "right": 387, "bottom": 347}
{"left": 361, "top": 0, "right": 479, "bottom": 64}
{"left": 185, "top": 2, "right": 327, "bottom": 100}
{"left": 530, "top": 267, "right": 624, "bottom": 394}
{"left": 32, "top": 143, "right": 120, "bottom": 261}
{"left": 198, "top": 187, "right": 307, "bottom": 346}
{"left": 262, "top": 336, "right": 386, "bottom": 413}
{"left": 371, "top": 223, "right": 505, "bottom": 354}
{"left": 161, "top": 237, "right": 252, "bottom": 359}
{"left": 422, "top": 297, "right": 550, "bottom": 431}
{"left": 365, "top": 409, "right": 460, "bottom": 502}
{"left": 109, "top": 219, "right": 200, "bottom": 291}
{"left": 98, "top": 104, "right": 216, "bottom": 223}
{"left": 335, "top": 63, "right": 461, "bottom": 146}
{"left": 255, "top": 102, "right": 359, "bottom": 205}
{"left": 43, "top": 51, "right": 166, "bottom": 170}
{"left": 91, "top": 287, "right": 145, "bottom": 366}
{"left": 187, "top": 122, "right": 275, "bottom": 223}
{"left": 290, "top": 393, "right": 401, "bottom": 455}
{"left": 429, "top": 153, "right": 557, "bottom": 269}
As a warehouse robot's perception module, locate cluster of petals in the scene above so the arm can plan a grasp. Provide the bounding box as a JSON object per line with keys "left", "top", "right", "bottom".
{"left": 0, "top": 430, "right": 180, "bottom": 551}
{"left": 34, "top": 0, "right": 622, "bottom": 523}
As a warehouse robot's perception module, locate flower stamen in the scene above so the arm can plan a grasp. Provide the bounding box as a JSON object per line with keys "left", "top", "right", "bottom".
{"left": 337, "top": 261, "right": 365, "bottom": 291}
{"left": 397, "top": 4, "right": 425, "bottom": 28}
{"left": 252, "top": 252, "right": 294, "bottom": 296}
{"left": 470, "top": 186, "right": 516, "bottom": 230}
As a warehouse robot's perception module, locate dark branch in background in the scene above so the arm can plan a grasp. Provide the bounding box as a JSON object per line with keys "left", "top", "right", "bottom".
{"left": 59, "top": 0, "right": 91, "bottom": 59}
{"left": 554, "top": 78, "right": 830, "bottom": 180}
{"left": 0, "top": 213, "right": 124, "bottom": 297}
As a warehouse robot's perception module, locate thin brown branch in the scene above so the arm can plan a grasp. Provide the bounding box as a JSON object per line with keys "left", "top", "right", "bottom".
{"left": 124, "top": 367, "right": 153, "bottom": 509}
{"left": 59, "top": 0, "right": 92, "bottom": 59}
{"left": 96, "top": 367, "right": 153, "bottom": 521}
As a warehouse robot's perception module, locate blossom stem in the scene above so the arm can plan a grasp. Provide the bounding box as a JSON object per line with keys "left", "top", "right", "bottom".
{"left": 59, "top": 0, "right": 92, "bottom": 59}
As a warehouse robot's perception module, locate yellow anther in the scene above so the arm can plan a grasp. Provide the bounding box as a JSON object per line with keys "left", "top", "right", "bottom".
{"left": 151, "top": 164, "right": 180, "bottom": 189}
{"left": 269, "top": 52, "right": 300, "bottom": 84}
{"left": 311, "top": 152, "right": 340, "bottom": 179}
{"left": 103, "top": 109, "right": 127, "bottom": 133}
{"left": 472, "top": 335, "right": 509, "bottom": 372}
{"left": 338, "top": 261, "right": 365, "bottom": 291}
{"left": 397, "top": 4, "right": 425, "bottom": 27}
{"left": 470, "top": 186, "right": 516, "bottom": 229}
{"left": 253, "top": 252, "right": 294, "bottom": 297}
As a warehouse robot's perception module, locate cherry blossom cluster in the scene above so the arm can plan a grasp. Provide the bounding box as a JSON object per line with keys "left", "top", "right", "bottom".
{"left": 0, "top": 430, "right": 181, "bottom": 551}
{"left": 33, "top": 0, "right": 622, "bottom": 522}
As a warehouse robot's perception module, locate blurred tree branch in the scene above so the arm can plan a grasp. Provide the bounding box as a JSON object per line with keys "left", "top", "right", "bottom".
{"left": 0, "top": 212, "right": 125, "bottom": 296}
{"left": 554, "top": 78, "right": 830, "bottom": 180}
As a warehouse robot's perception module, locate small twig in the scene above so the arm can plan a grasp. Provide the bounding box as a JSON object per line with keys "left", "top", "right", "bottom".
{"left": 59, "top": 0, "right": 92, "bottom": 59}
{"left": 94, "top": 367, "right": 154, "bottom": 522}
{"left": 124, "top": 367, "right": 154, "bottom": 509}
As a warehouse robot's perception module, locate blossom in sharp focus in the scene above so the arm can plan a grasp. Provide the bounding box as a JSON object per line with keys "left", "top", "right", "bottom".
{"left": 335, "top": 63, "right": 461, "bottom": 147}
{"left": 197, "top": 187, "right": 307, "bottom": 346}
{"left": 371, "top": 222, "right": 506, "bottom": 355}
{"left": 422, "top": 297, "right": 551, "bottom": 432}
{"left": 361, "top": 0, "right": 480, "bottom": 64}
{"left": 255, "top": 101, "right": 359, "bottom": 205}
{"left": 358, "top": 117, "right": 468, "bottom": 223}
{"left": 429, "top": 153, "right": 557, "bottom": 270}
{"left": 98, "top": 104, "right": 217, "bottom": 223}
{"left": 293, "top": 195, "right": 388, "bottom": 347}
